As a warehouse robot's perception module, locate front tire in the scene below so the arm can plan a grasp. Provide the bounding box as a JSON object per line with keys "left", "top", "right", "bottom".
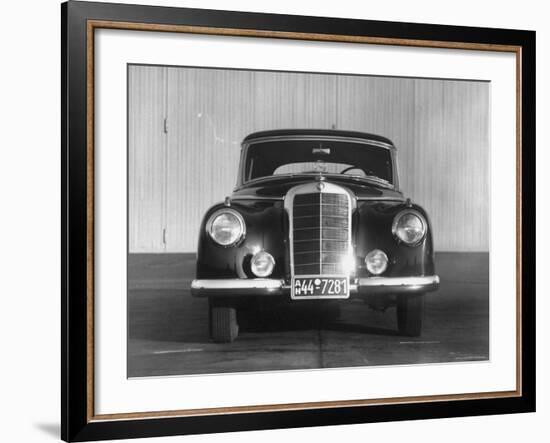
{"left": 396, "top": 294, "right": 424, "bottom": 337}
{"left": 209, "top": 302, "right": 239, "bottom": 343}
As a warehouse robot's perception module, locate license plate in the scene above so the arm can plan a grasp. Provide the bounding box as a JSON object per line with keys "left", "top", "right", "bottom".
{"left": 291, "top": 276, "right": 349, "bottom": 299}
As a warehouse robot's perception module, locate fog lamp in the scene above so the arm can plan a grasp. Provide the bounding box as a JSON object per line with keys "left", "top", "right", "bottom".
{"left": 365, "top": 249, "right": 388, "bottom": 275}
{"left": 251, "top": 251, "right": 275, "bottom": 277}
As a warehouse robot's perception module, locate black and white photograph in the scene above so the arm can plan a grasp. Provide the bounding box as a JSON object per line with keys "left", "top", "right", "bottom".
{"left": 127, "top": 64, "right": 490, "bottom": 377}
{"left": 0, "top": 0, "right": 542, "bottom": 440}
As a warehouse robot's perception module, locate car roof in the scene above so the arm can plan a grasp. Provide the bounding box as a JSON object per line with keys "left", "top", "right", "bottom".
{"left": 242, "top": 129, "right": 395, "bottom": 148}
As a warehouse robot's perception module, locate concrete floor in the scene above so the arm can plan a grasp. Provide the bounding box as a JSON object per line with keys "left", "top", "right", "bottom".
{"left": 128, "top": 252, "right": 489, "bottom": 377}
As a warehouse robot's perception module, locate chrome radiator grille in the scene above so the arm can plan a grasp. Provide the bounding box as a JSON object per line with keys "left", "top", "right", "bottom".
{"left": 290, "top": 188, "right": 352, "bottom": 276}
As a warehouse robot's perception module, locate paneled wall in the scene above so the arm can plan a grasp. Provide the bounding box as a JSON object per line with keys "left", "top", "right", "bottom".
{"left": 128, "top": 67, "right": 167, "bottom": 252}
{"left": 128, "top": 65, "right": 489, "bottom": 253}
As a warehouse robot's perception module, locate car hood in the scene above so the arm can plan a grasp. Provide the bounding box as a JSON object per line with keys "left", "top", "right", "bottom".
{"left": 232, "top": 176, "right": 404, "bottom": 201}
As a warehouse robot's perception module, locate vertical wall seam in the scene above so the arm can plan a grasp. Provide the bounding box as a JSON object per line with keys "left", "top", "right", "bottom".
{"left": 162, "top": 67, "right": 168, "bottom": 252}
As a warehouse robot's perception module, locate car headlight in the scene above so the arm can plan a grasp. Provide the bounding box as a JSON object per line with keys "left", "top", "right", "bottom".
{"left": 251, "top": 251, "right": 275, "bottom": 277}
{"left": 206, "top": 209, "right": 246, "bottom": 246}
{"left": 365, "top": 249, "right": 388, "bottom": 275}
{"left": 392, "top": 210, "right": 427, "bottom": 245}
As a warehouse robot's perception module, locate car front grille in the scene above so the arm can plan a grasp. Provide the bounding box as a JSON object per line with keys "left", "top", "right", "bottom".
{"left": 291, "top": 189, "right": 351, "bottom": 276}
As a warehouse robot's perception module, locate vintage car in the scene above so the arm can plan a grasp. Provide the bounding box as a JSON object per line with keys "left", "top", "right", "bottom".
{"left": 191, "top": 129, "right": 439, "bottom": 342}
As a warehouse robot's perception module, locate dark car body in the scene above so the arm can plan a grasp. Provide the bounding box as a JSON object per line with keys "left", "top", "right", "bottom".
{"left": 191, "top": 129, "right": 439, "bottom": 341}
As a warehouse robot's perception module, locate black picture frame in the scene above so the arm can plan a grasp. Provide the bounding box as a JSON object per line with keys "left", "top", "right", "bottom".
{"left": 61, "top": 1, "right": 536, "bottom": 441}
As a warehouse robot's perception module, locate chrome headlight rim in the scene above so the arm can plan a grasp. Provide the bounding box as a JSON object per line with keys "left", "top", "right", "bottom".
{"left": 206, "top": 208, "right": 246, "bottom": 247}
{"left": 391, "top": 209, "right": 428, "bottom": 246}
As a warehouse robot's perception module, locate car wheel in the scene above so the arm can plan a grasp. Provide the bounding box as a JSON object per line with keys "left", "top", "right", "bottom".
{"left": 396, "top": 294, "right": 424, "bottom": 337}
{"left": 209, "top": 302, "right": 239, "bottom": 343}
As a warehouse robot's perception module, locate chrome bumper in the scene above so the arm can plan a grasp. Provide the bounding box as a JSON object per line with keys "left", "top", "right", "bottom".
{"left": 190, "top": 275, "right": 440, "bottom": 297}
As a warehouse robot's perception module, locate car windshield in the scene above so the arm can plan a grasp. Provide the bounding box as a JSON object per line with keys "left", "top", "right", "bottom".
{"left": 243, "top": 139, "right": 393, "bottom": 185}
